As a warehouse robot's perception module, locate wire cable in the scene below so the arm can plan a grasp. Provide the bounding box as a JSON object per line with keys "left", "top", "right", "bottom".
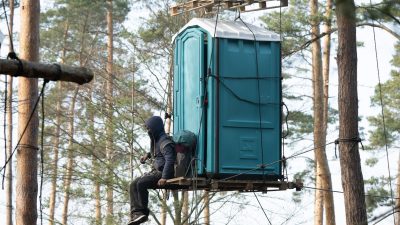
{"left": 210, "top": 140, "right": 336, "bottom": 185}
{"left": 254, "top": 192, "right": 272, "bottom": 225}
{"left": 190, "top": 2, "right": 222, "bottom": 223}
{"left": 369, "top": 0, "right": 395, "bottom": 222}
{"left": 2, "top": 75, "right": 7, "bottom": 189}
{"left": 1, "top": 0, "right": 13, "bottom": 191}
{"left": 303, "top": 186, "right": 400, "bottom": 200}
{"left": 1, "top": 0, "right": 15, "bottom": 51}
{"left": 0, "top": 80, "right": 49, "bottom": 174}
{"left": 282, "top": 102, "right": 289, "bottom": 181}
{"left": 279, "top": 2, "right": 287, "bottom": 182}
{"left": 208, "top": 75, "right": 279, "bottom": 106}
{"left": 242, "top": 18, "right": 265, "bottom": 179}
{"left": 197, "top": 3, "right": 222, "bottom": 224}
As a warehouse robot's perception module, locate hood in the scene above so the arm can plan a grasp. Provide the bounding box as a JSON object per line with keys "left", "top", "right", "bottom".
{"left": 145, "top": 116, "right": 165, "bottom": 140}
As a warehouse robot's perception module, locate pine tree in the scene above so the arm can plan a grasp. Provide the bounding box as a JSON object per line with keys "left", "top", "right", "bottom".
{"left": 5, "top": 1, "right": 16, "bottom": 225}
{"left": 261, "top": 1, "right": 336, "bottom": 223}
{"left": 16, "top": 1, "right": 40, "bottom": 224}
{"left": 39, "top": 1, "right": 157, "bottom": 224}
{"left": 336, "top": 0, "right": 368, "bottom": 223}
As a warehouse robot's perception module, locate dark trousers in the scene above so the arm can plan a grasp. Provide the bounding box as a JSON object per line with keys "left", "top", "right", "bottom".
{"left": 130, "top": 170, "right": 162, "bottom": 216}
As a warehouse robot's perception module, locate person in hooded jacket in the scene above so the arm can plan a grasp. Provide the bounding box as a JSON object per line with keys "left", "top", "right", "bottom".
{"left": 128, "top": 116, "right": 176, "bottom": 225}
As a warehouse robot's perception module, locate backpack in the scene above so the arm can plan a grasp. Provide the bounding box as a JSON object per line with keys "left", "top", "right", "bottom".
{"left": 160, "top": 130, "right": 197, "bottom": 178}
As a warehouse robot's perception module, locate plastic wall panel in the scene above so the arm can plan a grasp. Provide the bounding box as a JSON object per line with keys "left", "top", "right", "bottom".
{"left": 217, "top": 39, "right": 281, "bottom": 176}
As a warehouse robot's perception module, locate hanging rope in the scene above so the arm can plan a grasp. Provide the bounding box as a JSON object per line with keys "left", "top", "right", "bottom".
{"left": 39, "top": 79, "right": 49, "bottom": 225}
{"left": 279, "top": 0, "right": 289, "bottom": 181}
{"left": 282, "top": 102, "right": 289, "bottom": 180}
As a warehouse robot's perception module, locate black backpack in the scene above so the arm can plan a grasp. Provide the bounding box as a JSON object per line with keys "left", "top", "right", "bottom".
{"left": 160, "top": 130, "right": 197, "bottom": 178}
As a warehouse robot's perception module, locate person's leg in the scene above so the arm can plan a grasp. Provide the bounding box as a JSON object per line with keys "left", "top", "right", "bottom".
{"left": 128, "top": 171, "right": 162, "bottom": 225}
{"left": 136, "top": 171, "right": 162, "bottom": 216}
{"left": 129, "top": 178, "right": 141, "bottom": 216}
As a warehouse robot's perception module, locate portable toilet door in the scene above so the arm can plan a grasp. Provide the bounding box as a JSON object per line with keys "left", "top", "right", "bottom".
{"left": 173, "top": 26, "right": 208, "bottom": 175}
{"left": 173, "top": 18, "right": 282, "bottom": 180}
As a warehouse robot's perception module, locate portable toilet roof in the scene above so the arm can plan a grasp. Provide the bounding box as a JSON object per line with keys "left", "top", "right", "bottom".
{"left": 172, "top": 18, "right": 280, "bottom": 43}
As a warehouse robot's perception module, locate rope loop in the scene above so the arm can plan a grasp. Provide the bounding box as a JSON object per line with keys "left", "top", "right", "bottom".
{"left": 164, "top": 112, "right": 171, "bottom": 120}
{"left": 51, "top": 63, "right": 62, "bottom": 82}
{"left": 334, "top": 136, "right": 365, "bottom": 157}
{"left": 7, "top": 52, "right": 23, "bottom": 77}
{"left": 334, "top": 137, "right": 362, "bottom": 144}
{"left": 282, "top": 156, "right": 287, "bottom": 170}
{"left": 16, "top": 144, "right": 39, "bottom": 151}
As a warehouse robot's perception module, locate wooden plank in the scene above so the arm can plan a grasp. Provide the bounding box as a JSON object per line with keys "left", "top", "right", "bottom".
{"left": 166, "top": 177, "right": 303, "bottom": 192}
{"left": 170, "top": 0, "right": 288, "bottom": 16}
{"left": 167, "top": 177, "right": 208, "bottom": 186}
{"left": 170, "top": 6, "right": 178, "bottom": 15}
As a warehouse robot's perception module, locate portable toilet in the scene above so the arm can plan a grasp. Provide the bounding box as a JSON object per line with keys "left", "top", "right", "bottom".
{"left": 172, "top": 18, "right": 282, "bottom": 180}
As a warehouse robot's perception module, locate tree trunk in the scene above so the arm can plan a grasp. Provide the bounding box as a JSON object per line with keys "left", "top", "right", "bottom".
{"left": 161, "top": 42, "right": 175, "bottom": 225}
{"left": 88, "top": 78, "right": 102, "bottom": 225}
{"left": 165, "top": 58, "right": 174, "bottom": 135}
{"left": 182, "top": 191, "right": 189, "bottom": 225}
{"left": 396, "top": 152, "right": 400, "bottom": 225}
{"left": 5, "top": 74, "right": 14, "bottom": 225}
{"left": 5, "top": 1, "right": 15, "bottom": 225}
{"left": 310, "top": 0, "right": 326, "bottom": 223}
{"left": 161, "top": 198, "right": 167, "bottom": 225}
{"left": 173, "top": 191, "right": 182, "bottom": 225}
{"left": 130, "top": 71, "right": 135, "bottom": 180}
{"left": 16, "top": 1, "right": 40, "bottom": 225}
{"left": 322, "top": 0, "right": 336, "bottom": 224}
{"left": 336, "top": 0, "right": 367, "bottom": 224}
{"left": 61, "top": 87, "right": 79, "bottom": 225}
{"left": 94, "top": 169, "right": 102, "bottom": 225}
{"left": 48, "top": 82, "right": 62, "bottom": 225}
{"left": 49, "top": 20, "right": 69, "bottom": 225}
{"left": 315, "top": 164, "right": 324, "bottom": 225}
{"left": 204, "top": 191, "right": 210, "bottom": 225}
{"left": 0, "top": 59, "right": 93, "bottom": 84}
{"left": 105, "top": 1, "right": 115, "bottom": 224}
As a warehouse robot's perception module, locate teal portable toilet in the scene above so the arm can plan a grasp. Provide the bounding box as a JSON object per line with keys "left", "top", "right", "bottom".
{"left": 172, "top": 18, "right": 282, "bottom": 180}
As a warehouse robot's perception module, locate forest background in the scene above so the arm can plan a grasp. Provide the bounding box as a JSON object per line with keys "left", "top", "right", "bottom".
{"left": 0, "top": 0, "right": 398, "bottom": 225}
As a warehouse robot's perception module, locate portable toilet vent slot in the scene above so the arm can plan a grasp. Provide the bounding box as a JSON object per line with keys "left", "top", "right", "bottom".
{"left": 172, "top": 18, "right": 282, "bottom": 181}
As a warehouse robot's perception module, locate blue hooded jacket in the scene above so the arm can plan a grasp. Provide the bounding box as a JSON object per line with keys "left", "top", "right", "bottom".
{"left": 145, "top": 116, "right": 176, "bottom": 179}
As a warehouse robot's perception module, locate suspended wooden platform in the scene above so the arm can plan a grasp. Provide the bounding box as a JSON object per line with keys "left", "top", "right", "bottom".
{"left": 166, "top": 177, "right": 303, "bottom": 192}
{"left": 170, "top": 0, "right": 288, "bottom": 16}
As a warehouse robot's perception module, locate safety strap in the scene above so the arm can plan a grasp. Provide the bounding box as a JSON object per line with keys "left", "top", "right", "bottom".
{"left": 159, "top": 137, "right": 174, "bottom": 153}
